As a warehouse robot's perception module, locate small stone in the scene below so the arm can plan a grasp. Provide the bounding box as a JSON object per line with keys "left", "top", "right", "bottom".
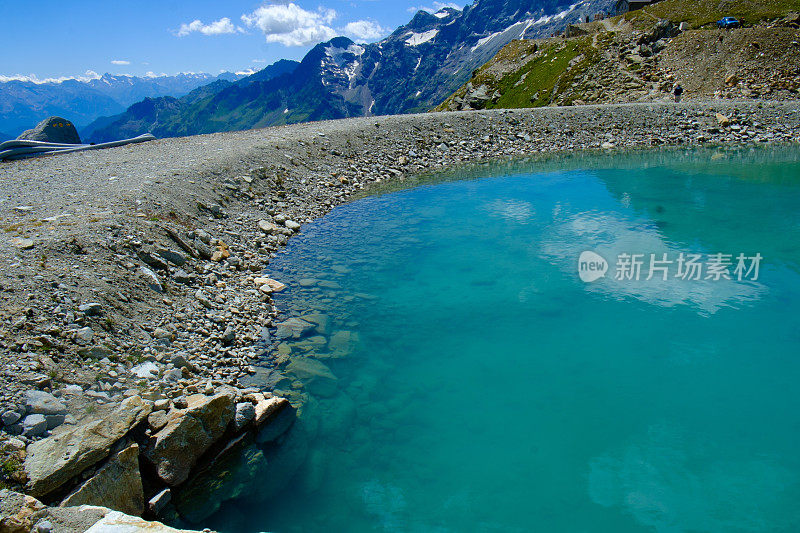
{"left": 130, "top": 362, "right": 159, "bottom": 379}
{"left": 2, "top": 410, "right": 23, "bottom": 426}
{"left": 163, "top": 368, "right": 183, "bottom": 382}
{"left": 138, "top": 266, "right": 163, "bottom": 293}
{"left": 78, "top": 303, "right": 103, "bottom": 316}
{"left": 716, "top": 113, "right": 731, "bottom": 127}
{"left": 258, "top": 220, "right": 281, "bottom": 234}
{"left": 35, "top": 520, "right": 54, "bottom": 533}
{"left": 253, "top": 277, "right": 286, "bottom": 294}
{"left": 170, "top": 352, "right": 193, "bottom": 371}
{"left": 153, "top": 328, "right": 173, "bottom": 341}
{"left": 23, "top": 414, "right": 48, "bottom": 437}
{"left": 173, "top": 269, "right": 193, "bottom": 285}
{"left": 155, "top": 247, "right": 187, "bottom": 267}
{"left": 149, "top": 488, "right": 172, "bottom": 515}
{"left": 44, "top": 414, "right": 66, "bottom": 430}
{"left": 11, "top": 238, "right": 35, "bottom": 250}
{"left": 148, "top": 411, "right": 169, "bottom": 432}
{"left": 275, "top": 317, "right": 316, "bottom": 339}
{"left": 221, "top": 327, "right": 236, "bottom": 346}
{"left": 234, "top": 402, "right": 256, "bottom": 430}
{"left": 284, "top": 220, "right": 301, "bottom": 231}
{"left": 195, "top": 289, "right": 214, "bottom": 309}
{"left": 154, "top": 399, "right": 171, "bottom": 411}
{"left": 74, "top": 327, "right": 94, "bottom": 345}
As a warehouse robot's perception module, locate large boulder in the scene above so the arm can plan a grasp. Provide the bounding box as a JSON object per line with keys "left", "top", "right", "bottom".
{"left": 17, "top": 116, "right": 81, "bottom": 144}
{"left": 60, "top": 444, "right": 144, "bottom": 516}
{"left": 143, "top": 393, "right": 235, "bottom": 486}
{"left": 24, "top": 390, "right": 66, "bottom": 416}
{"left": 24, "top": 396, "right": 151, "bottom": 498}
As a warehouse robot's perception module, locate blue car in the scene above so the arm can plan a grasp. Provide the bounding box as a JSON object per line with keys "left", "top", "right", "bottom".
{"left": 717, "top": 17, "right": 741, "bottom": 29}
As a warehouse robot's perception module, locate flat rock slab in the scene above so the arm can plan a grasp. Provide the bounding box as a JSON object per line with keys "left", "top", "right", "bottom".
{"left": 275, "top": 318, "right": 316, "bottom": 340}
{"left": 61, "top": 444, "right": 144, "bottom": 516}
{"left": 24, "top": 396, "right": 151, "bottom": 498}
{"left": 286, "top": 357, "right": 337, "bottom": 381}
{"left": 83, "top": 510, "right": 202, "bottom": 532}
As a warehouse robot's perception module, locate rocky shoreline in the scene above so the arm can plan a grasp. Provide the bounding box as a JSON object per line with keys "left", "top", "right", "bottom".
{"left": 1, "top": 101, "right": 799, "bottom": 531}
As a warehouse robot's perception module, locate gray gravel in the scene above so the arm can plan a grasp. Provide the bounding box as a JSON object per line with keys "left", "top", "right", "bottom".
{"left": 0, "top": 101, "right": 798, "bottom": 448}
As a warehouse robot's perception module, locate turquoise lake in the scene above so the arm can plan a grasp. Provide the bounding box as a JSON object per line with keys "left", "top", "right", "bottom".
{"left": 203, "top": 146, "right": 800, "bottom": 532}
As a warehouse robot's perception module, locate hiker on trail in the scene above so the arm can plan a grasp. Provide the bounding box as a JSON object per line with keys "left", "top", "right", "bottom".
{"left": 673, "top": 84, "right": 683, "bottom": 102}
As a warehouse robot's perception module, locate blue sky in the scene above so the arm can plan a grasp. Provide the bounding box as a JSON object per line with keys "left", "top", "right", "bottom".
{"left": 0, "top": 1, "right": 463, "bottom": 82}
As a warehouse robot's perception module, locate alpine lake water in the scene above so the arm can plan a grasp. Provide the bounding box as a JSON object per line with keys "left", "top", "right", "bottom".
{"left": 195, "top": 146, "right": 800, "bottom": 533}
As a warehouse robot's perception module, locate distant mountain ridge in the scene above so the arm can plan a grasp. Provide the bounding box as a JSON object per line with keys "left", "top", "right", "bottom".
{"left": 87, "top": 0, "right": 614, "bottom": 142}
{"left": 0, "top": 72, "right": 245, "bottom": 138}
{"left": 84, "top": 60, "right": 301, "bottom": 142}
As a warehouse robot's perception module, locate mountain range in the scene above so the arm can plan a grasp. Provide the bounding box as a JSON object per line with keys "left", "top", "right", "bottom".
{"left": 87, "top": 0, "right": 615, "bottom": 142}
{"left": 0, "top": 72, "right": 245, "bottom": 138}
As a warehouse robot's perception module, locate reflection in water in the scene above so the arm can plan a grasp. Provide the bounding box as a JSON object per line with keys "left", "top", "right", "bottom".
{"left": 195, "top": 146, "right": 800, "bottom": 533}
{"left": 589, "top": 424, "right": 796, "bottom": 533}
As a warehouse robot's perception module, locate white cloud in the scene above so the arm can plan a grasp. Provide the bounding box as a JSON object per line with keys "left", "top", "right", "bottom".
{"left": 0, "top": 70, "right": 101, "bottom": 84}
{"left": 177, "top": 17, "right": 239, "bottom": 37}
{"left": 241, "top": 3, "right": 338, "bottom": 46}
{"left": 407, "top": 2, "right": 462, "bottom": 14}
{"left": 342, "top": 20, "right": 387, "bottom": 42}
{"left": 111, "top": 60, "right": 131, "bottom": 65}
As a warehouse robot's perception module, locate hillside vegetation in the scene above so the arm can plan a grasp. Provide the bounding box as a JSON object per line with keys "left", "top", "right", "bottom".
{"left": 437, "top": 0, "right": 800, "bottom": 111}
{"left": 624, "top": 0, "right": 800, "bottom": 29}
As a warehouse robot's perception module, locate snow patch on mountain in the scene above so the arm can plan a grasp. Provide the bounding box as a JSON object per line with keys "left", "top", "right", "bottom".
{"left": 322, "top": 43, "right": 366, "bottom": 87}
{"left": 405, "top": 29, "right": 439, "bottom": 46}
{"left": 532, "top": 0, "right": 589, "bottom": 26}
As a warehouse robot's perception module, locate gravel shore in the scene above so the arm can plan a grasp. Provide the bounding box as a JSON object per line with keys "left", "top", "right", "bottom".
{"left": 0, "top": 100, "right": 798, "bottom": 505}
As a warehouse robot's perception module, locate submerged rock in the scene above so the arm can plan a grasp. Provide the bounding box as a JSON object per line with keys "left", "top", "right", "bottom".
{"left": 174, "top": 434, "right": 269, "bottom": 524}
{"left": 24, "top": 396, "right": 151, "bottom": 498}
{"left": 286, "top": 357, "right": 338, "bottom": 397}
{"left": 275, "top": 318, "right": 316, "bottom": 340}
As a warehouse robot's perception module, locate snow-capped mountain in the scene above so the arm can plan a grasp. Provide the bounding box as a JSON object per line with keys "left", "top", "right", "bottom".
{"left": 86, "top": 0, "right": 615, "bottom": 141}
{"left": 0, "top": 72, "right": 243, "bottom": 137}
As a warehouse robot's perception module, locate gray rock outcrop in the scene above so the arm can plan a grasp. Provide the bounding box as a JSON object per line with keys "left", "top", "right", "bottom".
{"left": 17, "top": 117, "right": 81, "bottom": 144}
{"left": 24, "top": 396, "right": 151, "bottom": 498}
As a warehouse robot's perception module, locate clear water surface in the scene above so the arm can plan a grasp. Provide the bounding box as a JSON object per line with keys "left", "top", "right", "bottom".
{"left": 202, "top": 146, "right": 800, "bottom": 533}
